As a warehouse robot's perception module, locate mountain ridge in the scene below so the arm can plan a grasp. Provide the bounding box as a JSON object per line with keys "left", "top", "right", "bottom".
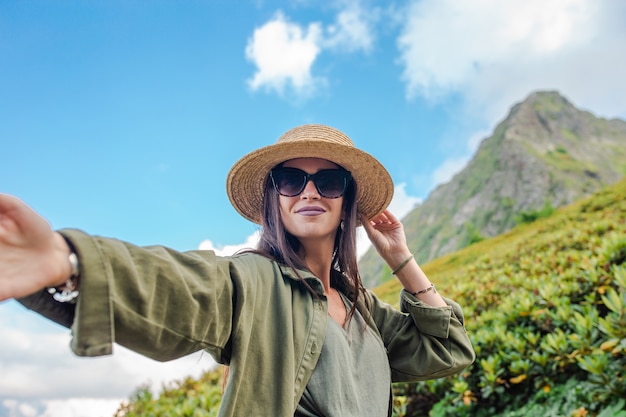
{"left": 360, "top": 90, "right": 626, "bottom": 287}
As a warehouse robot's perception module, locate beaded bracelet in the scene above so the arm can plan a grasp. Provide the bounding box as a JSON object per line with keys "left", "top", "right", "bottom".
{"left": 392, "top": 254, "right": 414, "bottom": 275}
{"left": 411, "top": 283, "right": 436, "bottom": 297}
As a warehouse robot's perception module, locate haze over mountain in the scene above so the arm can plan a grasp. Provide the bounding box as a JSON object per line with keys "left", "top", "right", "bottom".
{"left": 360, "top": 90, "right": 626, "bottom": 287}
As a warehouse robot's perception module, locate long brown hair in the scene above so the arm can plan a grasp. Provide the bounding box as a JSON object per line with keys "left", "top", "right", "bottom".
{"left": 255, "top": 167, "right": 367, "bottom": 320}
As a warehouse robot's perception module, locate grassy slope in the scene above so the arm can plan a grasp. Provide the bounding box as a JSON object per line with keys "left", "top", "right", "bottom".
{"left": 375, "top": 177, "right": 625, "bottom": 303}
{"left": 376, "top": 177, "right": 626, "bottom": 416}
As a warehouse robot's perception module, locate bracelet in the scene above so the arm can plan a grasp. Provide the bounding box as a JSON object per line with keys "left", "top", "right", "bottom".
{"left": 392, "top": 254, "right": 414, "bottom": 275}
{"left": 411, "top": 283, "right": 436, "bottom": 297}
{"left": 47, "top": 251, "right": 80, "bottom": 304}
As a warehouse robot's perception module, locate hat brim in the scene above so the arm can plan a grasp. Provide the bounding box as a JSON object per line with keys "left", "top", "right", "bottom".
{"left": 227, "top": 140, "right": 393, "bottom": 225}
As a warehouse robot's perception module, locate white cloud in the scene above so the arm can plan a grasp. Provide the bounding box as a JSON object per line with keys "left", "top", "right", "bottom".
{"left": 397, "top": 0, "right": 626, "bottom": 124}
{"left": 245, "top": 11, "right": 323, "bottom": 97}
{"left": 198, "top": 230, "right": 261, "bottom": 255}
{"left": 40, "top": 399, "right": 122, "bottom": 417}
{"left": 245, "top": 1, "right": 376, "bottom": 98}
{"left": 1, "top": 398, "right": 122, "bottom": 417}
{"left": 388, "top": 183, "right": 421, "bottom": 219}
{"left": 0, "top": 323, "right": 213, "bottom": 399}
{"left": 0, "top": 302, "right": 215, "bottom": 417}
{"left": 323, "top": 2, "right": 377, "bottom": 52}
{"left": 431, "top": 157, "right": 468, "bottom": 187}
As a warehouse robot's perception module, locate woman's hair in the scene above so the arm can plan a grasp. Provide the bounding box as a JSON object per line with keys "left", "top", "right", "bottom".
{"left": 255, "top": 168, "right": 367, "bottom": 320}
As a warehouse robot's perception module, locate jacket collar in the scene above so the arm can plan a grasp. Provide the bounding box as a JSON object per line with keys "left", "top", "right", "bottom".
{"left": 277, "top": 263, "right": 326, "bottom": 296}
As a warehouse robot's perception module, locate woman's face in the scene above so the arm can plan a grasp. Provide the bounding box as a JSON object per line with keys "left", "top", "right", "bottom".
{"left": 277, "top": 158, "right": 345, "bottom": 245}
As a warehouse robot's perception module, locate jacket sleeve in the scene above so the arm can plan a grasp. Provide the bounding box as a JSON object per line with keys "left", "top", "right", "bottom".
{"left": 365, "top": 289, "right": 475, "bottom": 382}
{"left": 18, "top": 228, "right": 237, "bottom": 362}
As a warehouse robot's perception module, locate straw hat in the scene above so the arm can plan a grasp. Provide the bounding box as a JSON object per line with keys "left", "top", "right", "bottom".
{"left": 226, "top": 124, "right": 394, "bottom": 224}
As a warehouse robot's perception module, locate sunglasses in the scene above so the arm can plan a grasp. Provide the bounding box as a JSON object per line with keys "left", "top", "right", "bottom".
{"left": 270, "top": 167, "right": 352, "bottom": 198}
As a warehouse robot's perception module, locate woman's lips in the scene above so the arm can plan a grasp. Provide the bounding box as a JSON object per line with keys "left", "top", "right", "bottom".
{"left": 296, "top": 206, "right": 326, "bottom": 216}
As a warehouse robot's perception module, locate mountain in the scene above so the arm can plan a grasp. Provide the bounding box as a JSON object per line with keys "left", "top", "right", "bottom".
{"left": 360, "top": 90, "right": 626, "bottom": 287}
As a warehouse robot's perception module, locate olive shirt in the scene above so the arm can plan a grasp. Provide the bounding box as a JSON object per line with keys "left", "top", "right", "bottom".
{"left": 18, "top": 229, "right": 476, "bottom": 417}
{"left": 296, "top": 295, "right": 391, "bottom": 417}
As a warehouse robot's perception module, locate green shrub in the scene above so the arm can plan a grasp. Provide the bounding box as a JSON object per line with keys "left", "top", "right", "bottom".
{"left": 514, "top": 198, "right": 556, "bottom": 225}
{"left": 114, "top": 368, "right": 225, "bottom": 417}
{"left": 465, "top": 222, "right": 485, "bottom": 245}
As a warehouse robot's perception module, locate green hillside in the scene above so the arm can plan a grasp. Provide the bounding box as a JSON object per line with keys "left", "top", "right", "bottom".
{"left": 115, "top": 178, "right": 626, "bottom": 416}
{"left": 376, "top": 177, "right": 626, "bottom": 416}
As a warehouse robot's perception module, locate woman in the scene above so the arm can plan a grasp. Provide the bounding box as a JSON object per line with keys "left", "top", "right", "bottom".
{"left": 0, "top": 124, "right": 474, "bottom": 416}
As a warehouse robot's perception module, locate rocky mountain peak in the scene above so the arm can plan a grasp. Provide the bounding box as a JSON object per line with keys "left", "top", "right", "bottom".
{"left": 359, "top": 90, "right": 626, "bottom": 288}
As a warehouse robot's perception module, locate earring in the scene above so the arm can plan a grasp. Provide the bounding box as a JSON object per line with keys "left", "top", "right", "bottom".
{"left": 340, "top": 220, "right": 344, "bottom": 231}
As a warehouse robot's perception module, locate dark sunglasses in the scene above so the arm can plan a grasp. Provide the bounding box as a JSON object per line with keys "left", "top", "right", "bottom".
{"left": 270, "top": 167, "right": 352, "bottom": 198}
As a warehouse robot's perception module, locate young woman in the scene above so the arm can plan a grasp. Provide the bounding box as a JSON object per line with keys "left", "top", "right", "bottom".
{"left": 0, "top": 124, "right": 474, "bottom": 416}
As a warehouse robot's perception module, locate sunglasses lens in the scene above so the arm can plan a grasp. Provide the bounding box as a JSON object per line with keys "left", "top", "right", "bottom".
{"left": 315, "top": 170, "right": 348, "bottom": 198}
{"left": 272, "top": 169, "right": 307, "bottom": 197}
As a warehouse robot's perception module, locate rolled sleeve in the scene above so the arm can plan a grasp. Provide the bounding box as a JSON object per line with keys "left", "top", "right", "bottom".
{"left": 56, "top": 228, "right": 236, "bottom": 362}
{"left": 367, "top": 289, "right": 475, "bottom": 382}
{"left": 400, "top": 290, "right": 454, "bottom": 339}
{"left": 60, "top": 229, "right": 115, "bottom": 357}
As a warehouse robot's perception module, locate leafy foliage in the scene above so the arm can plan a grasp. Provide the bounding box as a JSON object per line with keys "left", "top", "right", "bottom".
{"left": 465, "top": 222, "right": 485, "bottom": 245}
{"left": 514, "top": 198, "right": 556, "bottom": 225}
{"left": 377, "top": 177, "right": 626, "bottom": 416}
{"left": 114, "top": 368, "right": 225, "bottom": 416}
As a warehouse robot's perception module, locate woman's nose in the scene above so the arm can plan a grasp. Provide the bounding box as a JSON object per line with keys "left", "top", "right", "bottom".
{"left": 300, "top": 179, "right": 320, "bottom": 199}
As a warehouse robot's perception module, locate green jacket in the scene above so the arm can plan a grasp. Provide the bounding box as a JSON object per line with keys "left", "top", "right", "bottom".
{"left": 19, "top": 229, "right": 475, "bottom": 417}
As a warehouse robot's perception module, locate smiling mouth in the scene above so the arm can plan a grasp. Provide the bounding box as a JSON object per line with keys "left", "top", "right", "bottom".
{"left": 296, "top": 206, "right": 326, "bottom": 216}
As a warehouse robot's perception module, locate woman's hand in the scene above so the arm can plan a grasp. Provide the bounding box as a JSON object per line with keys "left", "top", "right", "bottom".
{"left": 361, "top": 209, "right": 447, "bottom": 307}
{"left": 0, "top": 194, "right": 71, "bottom": 301}
{"left": 360, "top": 210, "right": 412, "bottom": 267}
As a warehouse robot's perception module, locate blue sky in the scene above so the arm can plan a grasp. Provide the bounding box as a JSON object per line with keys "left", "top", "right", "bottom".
{"left": 2, "top": 0, "right": 626, "bottom": 416}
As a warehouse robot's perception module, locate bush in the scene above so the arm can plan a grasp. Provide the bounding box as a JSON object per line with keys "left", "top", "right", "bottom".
{"left": 114, "top": 368, "right": 225, "bottom": 417}
{"left": 514, "top": 198, "right": 556, "bottom": 225}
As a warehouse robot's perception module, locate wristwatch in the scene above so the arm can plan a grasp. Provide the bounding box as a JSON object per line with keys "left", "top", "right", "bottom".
{"left": 47, "top": 251, "right": 80, "bottom": 304}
